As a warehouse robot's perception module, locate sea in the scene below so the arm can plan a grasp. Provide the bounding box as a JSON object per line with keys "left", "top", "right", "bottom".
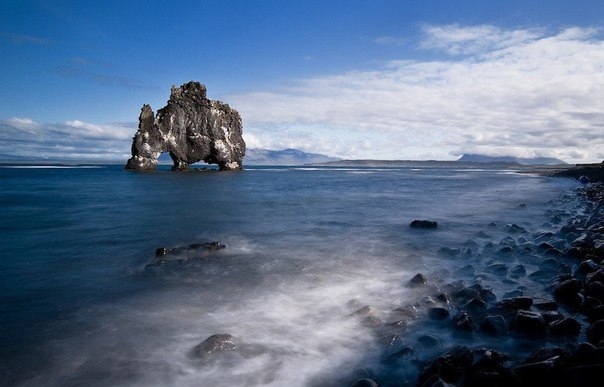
{"left": 0, "top": 163, "right": 584, "bottom": 386}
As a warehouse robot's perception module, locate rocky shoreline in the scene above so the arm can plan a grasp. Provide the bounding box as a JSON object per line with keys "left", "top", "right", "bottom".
{"left": 340, "top": 167, "right": 604, "bottom": 387}
{"left": 163, "top": 165, "right": 604, "bottom": 386}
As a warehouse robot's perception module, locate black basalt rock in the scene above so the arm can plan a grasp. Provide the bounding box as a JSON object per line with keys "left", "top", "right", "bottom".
{"left": 191, "top": 333, "right": 238, "bottom": 360}
{"left": 410, "top": 220, "right": 438, "bottom": 229}
{"left": 125, "top": 81, "right": 245, "bottom": 171}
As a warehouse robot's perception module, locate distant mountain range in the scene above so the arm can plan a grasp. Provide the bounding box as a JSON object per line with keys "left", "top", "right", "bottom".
{"left": 244, "top": 148, "right": 341, "bottom": 165}
{"left": 243, "top": 150, "right": 568, "bottom": 167}
{"left": 457, "top": 154, "right": 567, "bottom": 165}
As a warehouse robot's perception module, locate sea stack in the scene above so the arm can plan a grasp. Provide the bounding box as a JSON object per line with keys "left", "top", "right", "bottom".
{"left": 125, "top": 81, "right": 245, "bottom": 171}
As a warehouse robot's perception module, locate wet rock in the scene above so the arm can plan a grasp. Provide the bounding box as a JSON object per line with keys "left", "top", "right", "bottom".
{"left": 585, "top": 281, "right": 604, "bottom": 301}
{"left": 528, "top": 269, "right": 558, "bottom": 282}
{"left": 453, "top": 264, "right": 475, "bottom": 277}
{"left": 381, "top": 334, "right": 413, "bottom": 363}
{"left": 519, "top": 241, "right": 536, "bottom": 253}
{"left": 505, "top": 223, "right": 527, "bottom": 233}
{"left": 435, "top": 292, "right": 450, "bottom": 305}
{"left": 533, "top": 300, "right": 558, "bottom": 311}
{"left": 408, "top": 273, "right": 429, "bottom": 287}
{"left": 464, "top": 349, "right": 517, "bottom": 387}
{"left": 350, "top": 306, "right": 382, "bottom": 328}
{"left": 537, "top": 241, "right": 555, "bottom": 250}
{"left": 497, "top": 246, "right": 514, "bottom": 254}
{"left": 380, "top": 320, "right": 408, "bottom": 338}
{"left": 417, "top": 335, "right": 442, "bottom": 350}
{"left": 125, "top": 81, "right": 245, "bottom": 171}
{"left": 191, "top": 333, "right": 237, "bottom": 359}
{"left": 479, "top": 315, "right": 509, "bottom": 336}
{"left": 155, "top": 241, "right": 226, "bottom": 258}
{"left": 453, "top": 311, "right": 474, "bottom": 332}
{"left": 419, "top": 296, "right": 438, "bottom": 307}
{"left": 437, "top": 247, "right": 461, "bottom": 257}
{"left": 449, "top": 287, "right": 481, "bottom": 306}
{"left": 499, "top": 236, "right": 517, "bottom": 248}
{"left": 486, "top": 263, "right": 508, "bottom": 276}
{"left": 428, "top": 307, "right": 450, "bottom": 320}
{"left": 350, "top": 378, "right": 380, "bottom": 387}
{"left": 498, "top": 296, "right": 533, "bottom": 310}
{"left": 584, "top": 299, "right": 604, "bottom": 320}
{"left": 464, "top": 239, "right": 481, "bottom": 251}
{"left": 460, "top": 298, "right": 487, "bottom": 317}
{"left": 551, "top": 277, "right": 583, "bottom": 305}
{"left": 586, "top": 319, "right": 604, "bottom": 345}
{"left": 587, "top": 268, "right": 604, "bottom": 285}
{"left": 572, "top": 233, "right": 594, "bottom": 248}
{"left": 417, "top": 345, "right": 473, "bottom": 386}
{"left": 510, "top": 264, "right": 527, "bottom": 278}
{"left": 502, "top": 289, "right": 523, "bottom": 299}
{"left": 418, "top": 376, "right": 456, "bottom": 387}
{"left": 513, "top": 354, "right": 567, "bottom": 387}
{"left": 575, "top": 259, "right": 600, "bottom": 278}
{"left": 539, "top": 257, "right": 560, "bottom": 271}
{"left": 410, "top": 220, "right": 438, "bottom": 229}
{"left": 511, "top": 310, "right": 547, "bottom": 337}
{"left": 146, "top": 241, "right": 226, "bottom": 269}
{"left": 392, "top": 305, "right": 418, "bottom": 320}
{"left": 548, "top": 317, "right": 582, "bottom": 337}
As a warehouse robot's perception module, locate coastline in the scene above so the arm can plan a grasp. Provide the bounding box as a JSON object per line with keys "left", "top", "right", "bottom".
{"left": 537, "top": 162, "right": 604, "bottom": 183}
{"left": 346, "top": 170, "right": 604, "bottom": 387}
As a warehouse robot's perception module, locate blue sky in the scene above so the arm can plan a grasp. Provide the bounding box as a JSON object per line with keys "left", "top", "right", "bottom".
{"left": 1, "top": 0, "right": 603, "bottom": 163}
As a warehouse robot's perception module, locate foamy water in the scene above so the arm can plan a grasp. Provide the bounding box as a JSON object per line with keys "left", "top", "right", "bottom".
{"left": 0, "top": 165, "right": 581, "bottom": 386}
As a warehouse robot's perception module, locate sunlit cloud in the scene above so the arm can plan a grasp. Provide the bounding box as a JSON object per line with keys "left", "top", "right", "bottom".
{"left": 230, "top": 25, "right": 604, "bottom": 163}
{"left": 2, "top": 24, "right": 603, "bottom": 164}
{"left": 419, "top": 24, "right": 543, "bottom": 55}
{"left": 0, "top": 118, "right": 133, "bottom": 161}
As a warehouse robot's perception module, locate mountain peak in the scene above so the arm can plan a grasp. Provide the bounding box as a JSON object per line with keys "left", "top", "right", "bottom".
{"left": 244, "top": 148, "right": 340, "bottom": 165}
{"left": 457, "top": 154, "right": 567, "bottom": 165}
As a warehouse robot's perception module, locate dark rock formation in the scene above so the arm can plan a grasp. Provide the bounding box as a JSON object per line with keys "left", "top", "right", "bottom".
{"left": 125, "top": 81, "right": 245, "bottom": 171}
{"left": 144, "top": 241, "right": 226, "bottom": 271}
{"left": 191, "top": 333, "right": 238, "bottom": 360}
{"left": 410, "top": 220, "right": 438, "bottom": 229}
{"left": 154, "top": 241, "right": 226, "bottom": 258}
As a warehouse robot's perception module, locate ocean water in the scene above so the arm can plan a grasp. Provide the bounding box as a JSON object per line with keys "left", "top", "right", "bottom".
{"left": 0, "top": 164, "right": 582, "bottom": 386}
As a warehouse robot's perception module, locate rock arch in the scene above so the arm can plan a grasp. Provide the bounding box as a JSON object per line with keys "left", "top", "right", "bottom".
{"left": 125, "top": 81, "right": 245, "bottom": 171}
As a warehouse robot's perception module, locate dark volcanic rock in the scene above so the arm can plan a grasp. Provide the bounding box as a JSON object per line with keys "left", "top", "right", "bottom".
{"left": 125, "top": 81, "right": 245, "bottom": 171}
{"left": 410, "top": 220, "right": 438, "bottom": 229}
{"left": 191, "top": 333, "right": 237, "bottom": 359}
{"left": 155, "top": 241, "right": 226, "bottom": 258}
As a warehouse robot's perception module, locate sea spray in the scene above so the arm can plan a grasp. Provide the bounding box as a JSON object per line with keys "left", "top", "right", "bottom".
{"left": 0, "top": 164, "right": 579, "bottom": 386}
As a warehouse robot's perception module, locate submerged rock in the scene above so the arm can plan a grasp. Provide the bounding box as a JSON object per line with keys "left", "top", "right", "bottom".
{"left": 410, "top": 220, "right": 438, "bottom": 229}
{"left": 125, "top": 81, "right": 245, "bottom": 171}
{"left": 155, "top": 241, "right": 226, "bottom": 258}
{"left": 145, "top": 241, "right": 226, "bottom": 270}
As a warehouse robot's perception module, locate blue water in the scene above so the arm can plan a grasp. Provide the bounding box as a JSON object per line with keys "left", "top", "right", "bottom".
{"left": 0, "top": 165, "right": 581, "bottom": 386}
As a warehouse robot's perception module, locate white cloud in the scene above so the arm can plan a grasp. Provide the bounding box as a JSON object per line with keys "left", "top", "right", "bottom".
{"left": 230, "top": 25, "right": 604, "bottom": 163}
{"left": 419, "top": 24, "right": 542, "bottom": 55}
{"left": 62, "top": 120, "right": 132, "bottom": 139}
{"left": 2, "top": 24, "right": 603, "bottom": 164}
{"left": 4, "top": 117, "right": 40, "bottom": 132}
{"left": 0, "top": 118, "right": 133, "bottom": 160}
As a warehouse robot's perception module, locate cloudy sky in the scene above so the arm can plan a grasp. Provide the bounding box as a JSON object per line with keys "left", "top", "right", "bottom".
{"left": 1, "top": 0, "right": 603, "bottom": 163}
